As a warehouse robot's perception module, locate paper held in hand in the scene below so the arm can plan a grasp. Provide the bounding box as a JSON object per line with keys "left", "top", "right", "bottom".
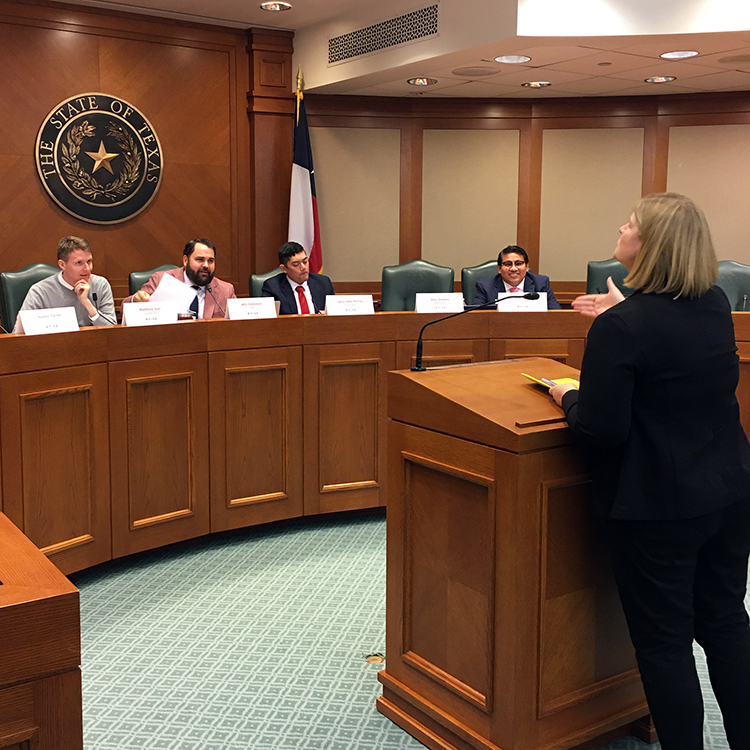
{"left": 122, "top": 301, "right": 180, "bottom": 326}
{"left": 17, "top": 306, "right": 79, "bottom": 335}
{"left": 414, "top": 293, "right": 464, "bottom": 313}
{"left": 522, "top": 373, "right": 580, "bottom": 389}
{"left": 324, "top": 295, "right": 375, "bottom": 316}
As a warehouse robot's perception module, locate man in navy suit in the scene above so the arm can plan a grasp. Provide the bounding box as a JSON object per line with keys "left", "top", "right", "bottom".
{"left": 262, "top": 242, "right": 335, "bottom": 315}
{"left": 473, "top": 245, "right": 561, "bottom": 309}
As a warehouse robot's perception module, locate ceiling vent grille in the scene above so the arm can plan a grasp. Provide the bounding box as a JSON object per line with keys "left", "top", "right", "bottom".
{"left": 328, "top": 5, "right": 438, "bottom": 65}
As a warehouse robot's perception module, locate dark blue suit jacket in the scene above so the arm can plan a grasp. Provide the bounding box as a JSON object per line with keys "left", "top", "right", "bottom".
{"left": 473, "top": 271, "right": 561, "bottom": 309}
{"left": 261, "top": 272, "right": 335, "bottom": 315}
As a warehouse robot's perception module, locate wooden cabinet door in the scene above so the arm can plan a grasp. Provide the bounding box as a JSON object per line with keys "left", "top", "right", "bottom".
{"left": 303, "top": 341, "right": 395, "bottom": 514}
{"left": 0, "top": 364, "right": 111, "bottom": 574}
{"left": 109, "top": 354, "right": 209, "bottom": 558}
{"left": 209, "top": 346, "right": 303, "bottom": 532}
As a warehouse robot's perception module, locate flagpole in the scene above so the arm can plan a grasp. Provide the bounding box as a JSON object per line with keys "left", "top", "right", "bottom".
{"left": 295, "top": 66, "right": 303, "bottom": 125}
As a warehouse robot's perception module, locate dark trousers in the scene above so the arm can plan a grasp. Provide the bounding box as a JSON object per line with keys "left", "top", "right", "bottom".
{"left": 606, "top": 498, "right": 750, "bottom": 750}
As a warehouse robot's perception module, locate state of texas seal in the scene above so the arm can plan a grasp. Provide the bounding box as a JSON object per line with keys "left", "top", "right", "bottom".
{"left": 35, "top": 93, "right": 163, "bottom": 224}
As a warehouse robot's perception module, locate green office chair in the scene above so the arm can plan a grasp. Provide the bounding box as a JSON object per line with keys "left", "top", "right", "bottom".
{"left": 461, "top": 260, "right": 497, "bottom": 306}
{"left": 717, "top": 260, "right": 750, "bottom": 311}
{"left": 586, "top": 258, "right": 633, "bottom": 297}
{"left": 249, "top": 269, "right": 283, "bottom": 297}
{"left": 380, "top": 260, "right": 455, "bottom": 312}
{"left": 128, "top": 264, "right": 179, "bottom": 296}
{"left": 0, "top": 263, "right": 59, "bottom": 331}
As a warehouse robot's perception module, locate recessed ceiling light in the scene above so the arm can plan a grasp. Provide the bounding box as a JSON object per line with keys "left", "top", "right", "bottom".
{"left": 495, "top": 54, "right": 531, "bottom": 64}
{"left": 407, "top": 77, "right": 438, "bottom": 86}
{"left": 522, "top": 81, "right": 551, "bottom": 88}
{"left": 260, "top": 2, "right": 291, "bottom": 10}
{"left": 660, "top": 50, "right": 699, "bottom": 60}
{"left": 645, "top": 76, "right": 677, "bottom": 84}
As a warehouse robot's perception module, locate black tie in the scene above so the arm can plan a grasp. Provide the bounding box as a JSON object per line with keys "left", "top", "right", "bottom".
{"left": 189, "top": 285, "right": 199, "bottom": 317}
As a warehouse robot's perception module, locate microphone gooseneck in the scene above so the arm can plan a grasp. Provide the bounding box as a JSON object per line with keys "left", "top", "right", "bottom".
{"left": 206, "top": 285, "right": 227, "bottom": 318}
{"left": 411, "top": 292, "right": 540, "bottom": 372}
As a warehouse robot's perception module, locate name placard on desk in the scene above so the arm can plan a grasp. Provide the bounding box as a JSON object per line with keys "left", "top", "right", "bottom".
{"left": 122, "top": 301, "right": 179, "bottom": 327}
{"left": 17, "top": 306, "right": 79, "bottom": 335}
{"left": 498, "top": 294, "right": 548, "bottom": 312}
{"left": 227, "top": 297, "right": 277, "bottom": 320}
{"left": 415, "top": 293, "right": 464, "bottom": 313}
{"left": 324, "top": 295, "right": 375, "bottom": 316}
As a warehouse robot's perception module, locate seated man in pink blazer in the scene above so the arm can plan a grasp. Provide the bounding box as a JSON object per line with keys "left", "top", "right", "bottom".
{"left": 123, "top": 238, "right": 236, "bottom": 318}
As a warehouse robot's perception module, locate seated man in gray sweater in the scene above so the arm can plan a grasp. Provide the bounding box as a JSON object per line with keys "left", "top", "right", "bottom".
{"left": 14, "top": 236, "right": 116, "bottom": 332}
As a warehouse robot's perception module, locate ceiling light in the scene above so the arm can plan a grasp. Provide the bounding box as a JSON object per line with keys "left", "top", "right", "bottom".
{"left": 260, "top": 2, "right": 291, "bottom": 10}
{"left": 407, "top": 77, "right": 437, "bottom": 86}
{"left": 495, "top": 54, "right": 531, "bottom": 64}
{"left": 660, "top": 50, "right": 699, "bottom": 60}
{"left": 522, "top": 81, "right": 551, "bottom": 88}
{"left": 645, "top": 76, "right": 676, "bottom": 84}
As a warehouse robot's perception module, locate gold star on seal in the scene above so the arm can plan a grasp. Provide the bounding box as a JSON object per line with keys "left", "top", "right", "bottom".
{"left": 85, "top": 141, "right": 119, "bottom": 174}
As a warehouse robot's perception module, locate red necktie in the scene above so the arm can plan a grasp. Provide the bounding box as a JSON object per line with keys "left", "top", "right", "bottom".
{"left": 296, "top": 285, "right": 310, "bottom": 314}
{"left": 510, "top": 287, "right": 520, "bottom": 293}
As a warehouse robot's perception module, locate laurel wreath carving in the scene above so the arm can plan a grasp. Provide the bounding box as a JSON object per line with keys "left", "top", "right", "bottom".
{"left": 60, "top": 120, "right": 141, "bottom": 202}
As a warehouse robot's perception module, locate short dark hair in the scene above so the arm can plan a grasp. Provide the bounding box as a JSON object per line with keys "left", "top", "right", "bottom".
{"left": 57, "top": 236, "right": 91, "bottom": 262}
{"left": 498, "top": 245, "right": 529, "bottom": 265}
{"left": 184, "top": 239, "right": 216, "bottom": 258}
{"left": 278, "top": 241, "right": 305, "bottom": 265}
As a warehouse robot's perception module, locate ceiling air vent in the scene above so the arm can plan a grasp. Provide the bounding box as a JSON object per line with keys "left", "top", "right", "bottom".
{"left": 328, "top": 4, "right": 438, "bottom": 65}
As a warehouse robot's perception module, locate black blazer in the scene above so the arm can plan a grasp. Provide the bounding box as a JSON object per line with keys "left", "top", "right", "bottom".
{"left": 474, "top": 271, "right": 561, "bottom": 309}
{"left": 561, "top": 287, "right": 750, "bottom": 520}
{"left": 261, "top": 272, "right": 335, "bottom": 315}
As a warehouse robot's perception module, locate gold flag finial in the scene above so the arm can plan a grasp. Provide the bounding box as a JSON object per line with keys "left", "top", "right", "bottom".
{"left": 295, "top": 66, "right": 304, "bottom": 124}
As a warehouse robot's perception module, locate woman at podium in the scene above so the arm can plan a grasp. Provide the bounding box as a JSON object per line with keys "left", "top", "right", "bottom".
{"left": 550, "top": 193, "right": 750, "bottom": 750}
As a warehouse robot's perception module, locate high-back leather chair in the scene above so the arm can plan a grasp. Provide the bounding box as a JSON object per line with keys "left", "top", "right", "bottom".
{"left": 249, "top": 269, "right": 283, "bottom": 297}
{"left": 717, "top": 260, "right": 750, "bottom": 311}
{"left": 0, "top": 263, "right": 59, "bottom": 331}
{"left": 586, "top": 258, "right": 633, "bottom": 297}
{"left": 128, "top": 264, "right": 179, "bottom": 296}
{"left": 461, "top": 260, "right": 497, "bottom": 306}
{"left": 380, "top": 260, "right": 454, "bottom": 312}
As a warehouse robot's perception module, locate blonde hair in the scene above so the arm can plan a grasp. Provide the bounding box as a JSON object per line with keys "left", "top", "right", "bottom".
{"left": 625, "top": 193, "right": 717, "bottom": 297}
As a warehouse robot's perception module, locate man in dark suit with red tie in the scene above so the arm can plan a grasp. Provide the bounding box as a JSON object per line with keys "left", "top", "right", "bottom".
{"left": 262, "top": 242, "right": 335, "bottom": 315}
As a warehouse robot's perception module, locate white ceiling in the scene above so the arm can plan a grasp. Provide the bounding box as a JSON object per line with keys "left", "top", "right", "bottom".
{"left": 54, "top": 0, "right": 750, "bottom": 97}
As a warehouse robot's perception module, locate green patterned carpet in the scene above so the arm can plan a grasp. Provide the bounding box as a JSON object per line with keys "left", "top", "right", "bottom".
{"left": 71, "top": 512, "right": 734, "bottom": 750}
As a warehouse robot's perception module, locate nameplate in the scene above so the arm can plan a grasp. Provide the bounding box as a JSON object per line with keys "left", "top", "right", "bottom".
{"left": 227, "top": 298, "right": 277, "bottom": 320}
{"left": 415, "top": 293, "right": 465, "bottom": 313}
{"left": 18, "top": 306, "right": 79, "bottom": 335}
{"left": 122, "top": 301, "right": 180, "bottom": 326}
{"left": 497, "top": 294, "right": 548, "bottom": 312}
{"left": 324, "top": 295, "right": 375, "bottom": 316}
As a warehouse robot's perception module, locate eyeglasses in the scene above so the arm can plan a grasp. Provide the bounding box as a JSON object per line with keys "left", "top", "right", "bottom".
{"left": 501, "top": 260, "right": 527, "bottom": 268}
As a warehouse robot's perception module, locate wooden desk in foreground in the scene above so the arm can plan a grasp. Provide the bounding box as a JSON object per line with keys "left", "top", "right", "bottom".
{"left": 0, "top": 512, "right": 82, "bottom": 749}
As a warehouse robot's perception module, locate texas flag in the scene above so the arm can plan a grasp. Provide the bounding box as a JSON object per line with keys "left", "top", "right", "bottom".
{"left": 288, "top": 94, "right": 323, "bottom": 274}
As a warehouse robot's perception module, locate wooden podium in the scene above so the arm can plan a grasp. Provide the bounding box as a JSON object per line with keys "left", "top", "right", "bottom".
{"left": 378, "top": 358, "right": 652, "bottom": 750}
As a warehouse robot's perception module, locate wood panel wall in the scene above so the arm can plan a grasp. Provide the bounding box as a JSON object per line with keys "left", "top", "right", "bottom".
{"left": 0, "top": 0, "right": 250, "bottom": 301}
{"left": 294, "top": 92, "right": 750, "bottom": 288}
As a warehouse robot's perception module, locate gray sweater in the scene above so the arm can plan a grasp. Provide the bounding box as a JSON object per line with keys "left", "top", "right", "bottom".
{"left": 14, "top": 273, "right": 116, "bottom": 332}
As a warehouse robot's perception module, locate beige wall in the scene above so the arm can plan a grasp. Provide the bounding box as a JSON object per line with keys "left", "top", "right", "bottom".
{"left": 421, "top": 129, "right": 520, "bottom": 273}
{"left": 539, "top": 128, "right": 644, "bottom": 282}
{"left": 310, "top": 127, "right": 400, "bottom": 282}
{"left": 667, "top": 124, "right": 750, "bottom": 263}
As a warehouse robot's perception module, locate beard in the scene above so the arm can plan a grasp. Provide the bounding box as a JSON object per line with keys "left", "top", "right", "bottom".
{"left": 185, "top": 264, "right": 214, "bottom": 287}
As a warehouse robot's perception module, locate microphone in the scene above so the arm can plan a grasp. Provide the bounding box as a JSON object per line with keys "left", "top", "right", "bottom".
{"left": 92, "top": 292, "right": 99, "bottom": 311}
{"left": 411, "top": 292, "right": 540, "bottom": 372}
{"left": 206, "top": 285, "right": 227, "bottom": 318}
